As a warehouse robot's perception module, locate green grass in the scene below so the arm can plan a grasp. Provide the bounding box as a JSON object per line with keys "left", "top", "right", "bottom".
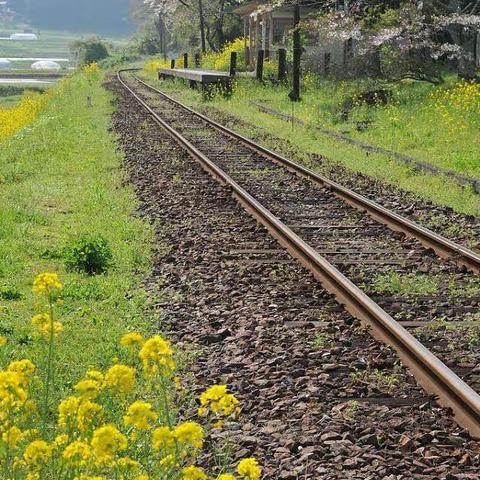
{"left": 140, "top": 71, "right": 480, "bottom": 217}
{"left": 0, "top": 71, "right": 154, "bottom": 403}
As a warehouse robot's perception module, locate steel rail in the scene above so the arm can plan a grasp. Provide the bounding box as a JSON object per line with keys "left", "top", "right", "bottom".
{"left": 125, "top": 69, "right": 480, "bottom": 274}
{"left": 117, "top": 69, "right": 480, "bottom": 438}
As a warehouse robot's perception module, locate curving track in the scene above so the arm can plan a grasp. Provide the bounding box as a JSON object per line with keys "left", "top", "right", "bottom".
{"left": 117, "top": 69, "right": 480, "bottom": 439}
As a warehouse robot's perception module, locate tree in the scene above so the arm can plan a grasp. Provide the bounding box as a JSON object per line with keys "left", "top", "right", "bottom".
{"left": 137, "top": 0, "right": 243, "bottom": 53}
{"left": 310, "top": 0, "right": 480, "bottom": 81}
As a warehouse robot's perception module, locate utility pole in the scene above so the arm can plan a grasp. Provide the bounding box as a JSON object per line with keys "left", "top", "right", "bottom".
{"left": 198, "top": 0, "right": 206, "bottom": 54}
{"left": 289, "top": 1, "right": 301, "bottom": 102}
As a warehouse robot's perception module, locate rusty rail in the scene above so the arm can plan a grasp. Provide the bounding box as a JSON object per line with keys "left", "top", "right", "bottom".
{"left": 117, "top": 69, "right": 480, "bottom": 438}
{"left": 125, "top": 69, "right": 480, "bottom": 274}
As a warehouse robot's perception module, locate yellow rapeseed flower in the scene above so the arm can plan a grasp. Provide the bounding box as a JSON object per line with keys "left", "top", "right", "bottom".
{"left": 58, "top": 396, "right": 81, "bottom": 429}
{"left": 2, "top": 426, "right": 24, "bottom": 448}
{"left": 151, "top": 426, "right": 175, "bottom": 451}
{"left": 216, "top": 475, "right": 236, "bottom": 480}
{"left": 77, "top": 400, "right": 103, "bottom": 431}
{"left": 124, "top": 401, "right": 158, "bottom": 430}
{"left": 91, "top": 425, "right": 127, "bottom": 465}
{"left": 120, "top": 332, "right": 144, "bottom": 352}
{"left": 0, "top": 336, "right": 7, "bottom": 347}
{"left": 139, "top": 335, "right": 175, "bottom": 377}
{"left": 74, "top": 371, "right": 104, "bottom": 400}
{"left": 199, "top": 384, "right": 239, "bottom": 417}
{"left": 32, "top": 272, "right": 63, "bottom": 295}
{"left": 31, "top": 313, "right": 63, "bottom": 339}
{"left": 237, "top": 458, "right": 261, "bottom": 480}
{"left": 104, "top": 364, "right": 136, "bottom": 395}
{"left": 182, "top": 466, "right": 208, "bottom": 480}
{"left": 117, "top": 456, "right": 140, "bottom": 471}
{"left": 63, "top": 440, "right": 91, "bottom": 466}
{"left": 174, "top": 422, "right": 204, "bottom": 449}
{"left": 23, "top": 440, "right": 53, "bottom": 470}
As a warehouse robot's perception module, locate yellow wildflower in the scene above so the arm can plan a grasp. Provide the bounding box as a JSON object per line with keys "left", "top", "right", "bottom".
{"left": 151, "top": 426, "right": 175, "bottom": 451}
{"left": 58, "top": 396, "right": 81, "bottom": 429}
{"left": 77, "top": 400, "right": 103, "bottom": 431}
{"left": 124, "top": 401, "right": 158, "bottom": 430}
{"left": 31, "top": 313, "right": 63, "bottom": 339}
{"left": 120, "top": 332, "right": 144, "bottom": 352}
{"left": 54, "top": 434, "right": 69, "bottom": 446}
{"left": 8, "top": 359, "right": 36, "bottom": 385}
{"left": 199, "top": 385, "right": 239, "bottom": 417}
{"left": 91, "top": 425, "right": 127, "bottom": 465}
{"left": 216, "top": 475, "right": 236, "bottom": 480}
{"left": 32, "top": 272, "right": 63, "bottom": 295}
{"left": 174, "top": 421, "right": 204, "bottom": 449}
{"left": 2, "top": 426, "right": 24, "bottom": 448}
{"left": 75, "top": 379, "right": 102, "bottom": 400}
{"left": 182, "top": 465, "right": 208, "bottom": 480}
{"left": 0, "top": 370, "right": 28, "bottom": 410}
{"left": 158, "top": 454, "right": 175, "bottom": 468}
{"left": 136, "top": 475, "right": 150, "bottom": 480}
{"left": 139, "top": 335, "right": 175, "bottom": 377}
{"left": 23, "top": 440, "right": 52, "bottom": 470}
{"left": 117, "top": 456, "right": 140, "bottom": 471}
{"left": 104, "top": 364, "right": 135, "bottom": 394}
{"left": 0, "top": 336, "right": 7, "bottom": 346}
{"left": 63, "top": 440, "right": 91, "bottom": 466}
{"left": 237, "top": 458, "right": 261, "bottom": 480}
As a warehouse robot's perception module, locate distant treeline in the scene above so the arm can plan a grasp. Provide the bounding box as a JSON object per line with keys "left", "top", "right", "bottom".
{"left": 9, "top": 0, "right": 133, "bottom": 34}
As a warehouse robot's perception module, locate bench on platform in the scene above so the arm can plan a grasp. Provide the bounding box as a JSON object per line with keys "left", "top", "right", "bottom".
{"left": 158, "top": 67, "right": 232, "bottom": 95}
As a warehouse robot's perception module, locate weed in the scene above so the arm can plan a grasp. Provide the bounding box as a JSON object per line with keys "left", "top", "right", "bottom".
{"left": 0, "top": 285, "right": 23, "bottom": 301}
{"left": 311, "top": 333, "right": 332, "bottom": 349}
{"left": 64, "top": 234, "right": 113, "bottom": 275}
{"left": 372, "top": 272, "right": 439, "bottom": 297}
{"left": 350, "top": 368, "right": 402, "bottom": 394}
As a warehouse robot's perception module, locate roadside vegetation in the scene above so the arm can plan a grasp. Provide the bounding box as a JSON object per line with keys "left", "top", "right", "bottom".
{"left": 139, "top": 49, "right": 480, "bottom": 217}
{"left": 0, "top": 66, "right": 261, "bottom": 479}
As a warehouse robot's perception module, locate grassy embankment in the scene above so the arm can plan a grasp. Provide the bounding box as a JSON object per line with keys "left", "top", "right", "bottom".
{"left": 140, "top": 57, "right": 480, "bottom": 217}
{"left": 0, "top": 68, "right": 260, "bottom": 480}
{"left": 0, "top": 71, "right": 153, "bottom": 398}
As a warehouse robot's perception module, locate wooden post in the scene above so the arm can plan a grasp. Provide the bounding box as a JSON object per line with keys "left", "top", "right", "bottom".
{"left": 290, "top": 3, "right": 301, "bottom": 101}
{"left": 278, "top": 48, "right": 287, "bottom": 81}
{"left": 256, "top": 49, "right": 264, "bottom": 81}
{"left": 171, "top": 59, "right": 175, "bottom": 69}
{"left": 230, "top": 51, "right": 238, "bottom": 76}
{"left": 198, "top": 0, "right": 206, "bottom": 54}
{"left": 183, "top": 53, "right": 188, "bottom": 69}
{"left": 195, "top": 52, "right": 201, "bottom": 68}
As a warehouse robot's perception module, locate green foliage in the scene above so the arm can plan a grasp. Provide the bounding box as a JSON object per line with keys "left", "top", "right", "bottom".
{"left": 372, "top": 272, "right": 439, "bottom": 297}
{"left": 71, "top": 37, "right": 110, "bottom": 66}
{"left": 0, "top": 70, "right": 153, "bottom": 398}
{"left": 64, "top": 235, "right": 113, "bottom": 275}
{"left": 0, "top": 285, "right": 23, "bottom": 301}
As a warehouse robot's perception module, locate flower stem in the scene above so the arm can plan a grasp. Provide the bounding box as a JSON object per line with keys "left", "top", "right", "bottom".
{"left": 42, "top": 292, "right": 56, "bottom": 431}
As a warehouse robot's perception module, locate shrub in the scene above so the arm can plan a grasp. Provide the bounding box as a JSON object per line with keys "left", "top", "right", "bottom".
{"left": 71, "top": 37, "right": 110, "bottom": 66}
{"left": 64, "top": 234, "right": 113, "bottom": 275}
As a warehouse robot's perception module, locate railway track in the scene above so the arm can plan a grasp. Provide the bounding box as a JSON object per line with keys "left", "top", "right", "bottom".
{"left": 117, "top": 69, "right": 480, "bottom": 439}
